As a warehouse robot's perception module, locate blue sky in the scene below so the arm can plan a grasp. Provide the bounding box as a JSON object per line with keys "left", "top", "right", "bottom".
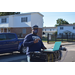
{"left": 21, "top": 12, "right": 75, "bottom": 27}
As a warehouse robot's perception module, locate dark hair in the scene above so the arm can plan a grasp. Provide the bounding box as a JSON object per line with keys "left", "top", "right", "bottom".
{"left": 33, "top": 25, "right": 38, "bottom": 29}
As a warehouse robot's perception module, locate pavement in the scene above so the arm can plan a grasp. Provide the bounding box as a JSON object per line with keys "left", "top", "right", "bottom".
{"left": 0, "top": 42, "right": 75, "bottom": 62}
{"left": 43, "top": 42, "right": 75, "bottom": 51}
{"left": 43, "top": 42, "right": 75, "bottom": 62}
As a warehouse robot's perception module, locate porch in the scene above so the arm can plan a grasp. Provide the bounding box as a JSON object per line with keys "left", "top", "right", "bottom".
{"left": 0, "top": 28, "right": 11, "bottom": 33}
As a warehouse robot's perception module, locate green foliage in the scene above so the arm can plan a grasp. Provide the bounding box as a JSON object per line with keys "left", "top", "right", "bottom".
{"left": 55, "top": 24, "right": 59, "bottom": 27}
{"left": 55, "top": 18, "right": 69, "bottom": 27}
{"left": 73, "top": 23, "right": 75, "bottom": 24}
{"left": 53, "top": 31, "right": 57, "bottom": 35}
{"left": 0, "top": 12, "right": 20, "bottom": 16}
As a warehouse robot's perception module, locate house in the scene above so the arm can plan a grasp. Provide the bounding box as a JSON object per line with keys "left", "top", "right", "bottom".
{"left": 42, "top": 27, "right": 57, "bottom": 37}
{"left": 57, "top": 24, "right": 75, "bottom": 38}
{"left": 57, "top": 24, "right": 75, "bottom": 35}
{"left": 0, "top": 12, "right": 44, "bottom": 38}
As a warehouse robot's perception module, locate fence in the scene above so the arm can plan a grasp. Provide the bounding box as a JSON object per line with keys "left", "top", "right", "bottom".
{"left": 47, "top": 33, "right": 75, "bottom": 43}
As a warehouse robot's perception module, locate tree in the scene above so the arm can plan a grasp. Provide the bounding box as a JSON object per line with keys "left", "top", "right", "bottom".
{"left": 73, "top": 23, "right": 75, "bottom": 24}
{"left": 0, "top": 12, "right": 3, "bottom": 16}
{"left": 55, "top": 18, "right": 69, "bottom": 27}
{"left": 0, "top": 12, "right": 20, "bottom": 16}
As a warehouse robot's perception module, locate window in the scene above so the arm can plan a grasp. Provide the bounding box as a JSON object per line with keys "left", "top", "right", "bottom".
{"left": 59, "top": 33, "right": 62, "bottom": 35}
{"left": 60, "top": 27, "right": 63, "bottom": 30}
{"left": 22, "top": 29, "right": 26, "bottom": 34}
{"left": 45, "top": 29, "right": 46, "bottom": 31}
{"left": 43, "top": 29, "right": 45, "bottom": 31}
{"left": 21, "top": 17, "right": 28, "bottom": 22}
{"left": 0, "top": 34, "right": 6, "bottom": 40}
{"left": 1, "top": 18, "right": 6, "bottom": 23}
{"left": 73, "top": 27, "right": 75, "bottom": 29}
{"left": 72, "top": 33, "right": 75, "bottom": 35}
{"left": 6, "top": 34, "right": 16, "bottom": 40}
{"left": 50, "top": 29, "right": 51, "bottom": 31}
{"left": 53, "top": 29, "right": 54, "bottom": 30}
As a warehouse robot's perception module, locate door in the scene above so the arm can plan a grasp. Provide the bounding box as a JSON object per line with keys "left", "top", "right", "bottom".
{"left": 0, "top": 34, "right": 8, "bottom": 52}
{"left": 5, "top": 34, "right": 18, "bottom": 51}
{"left": 4, "top": 28, "right": 7, "bottom": 33}
{"left": 1, "top": 28, "right": 3, "bottom": 33}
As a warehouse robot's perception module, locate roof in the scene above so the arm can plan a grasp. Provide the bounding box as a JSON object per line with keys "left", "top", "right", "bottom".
{"left": 31, "top": 12, "right": 44, "bottom": 17}
{"left": 43, "top": 27, "right": 57, "bottom": 29}
{"left": 63, "top": 30, "right": 72, "bottom": 33}
{"left": 0, "top": 12, "right": 44, "bottom": 17}
{"left": 58, "top": 24, "right": 75, "bottom": 26}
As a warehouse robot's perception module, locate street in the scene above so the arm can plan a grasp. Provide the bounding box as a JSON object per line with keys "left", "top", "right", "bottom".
{"left": 0, "top": 51, "right": 75, "bottom": 62}
{"left": 0, "top": 52, "right": 27, "bottom": 62}
{"left": 61, "top": 51, "right": 75, "bottom": 62}
{"left": 0, "top": 42, "right": 75, "bottom": 62}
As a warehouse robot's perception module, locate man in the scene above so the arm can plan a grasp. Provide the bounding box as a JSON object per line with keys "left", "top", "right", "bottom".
{"left": 23, "top": 25, "right": 47, "bottom": 62}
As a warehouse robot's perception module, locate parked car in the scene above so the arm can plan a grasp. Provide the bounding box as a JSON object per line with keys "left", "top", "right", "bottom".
{"left": 0, "top": 33, "right": 26, "bottom": 54}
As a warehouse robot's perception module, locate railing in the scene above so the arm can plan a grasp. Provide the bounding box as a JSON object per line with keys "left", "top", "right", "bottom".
{"left": 47, "top": 33, "right": 75, "bottom": 43}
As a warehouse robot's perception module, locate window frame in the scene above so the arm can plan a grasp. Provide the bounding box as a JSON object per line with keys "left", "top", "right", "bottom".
{"left": 22, "top": 29, "right": 26, "bottom": 34}
{"left": 21, "top": 17, "right": 28, "bottom": 22}
{"left": 59, "top": 33, "right": 62, "bottom": 35}
{"left": 60, "top": 27, "right": 63, "bottom": 30}
{"left": 72, "top": 33, "right": 75, "bottom": 35}
{"left": 50, "top": 29, "right": 51, "bottom": 31}
{"left": 73, "top": 27, "right": 75, "bottom": 29}
{"left": 1, "top": 18, "right": 7, "bottom": 23}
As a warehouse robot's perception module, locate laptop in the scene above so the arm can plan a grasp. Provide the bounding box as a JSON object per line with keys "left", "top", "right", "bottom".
{"left": 44, "top": 42, "right": 61, "bottom": 52}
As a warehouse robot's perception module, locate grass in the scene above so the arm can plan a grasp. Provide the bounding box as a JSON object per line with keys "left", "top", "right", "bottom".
{"left": 42, "top": 37, "right": 47, "bottom": 42}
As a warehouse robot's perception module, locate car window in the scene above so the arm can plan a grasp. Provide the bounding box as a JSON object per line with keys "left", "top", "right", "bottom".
{"left": 6, "top": 34, "right": 16, "bottom": 40}
{"left": 0, "top": 34, "right": 6, "bottom": 40}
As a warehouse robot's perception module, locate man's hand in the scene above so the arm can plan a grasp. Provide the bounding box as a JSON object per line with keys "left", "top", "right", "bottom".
{"left": 42, "top": 47, "right": 47, "bottom": 50}
{"left": 34, "top": 39, "right": 40, "bottom": 43}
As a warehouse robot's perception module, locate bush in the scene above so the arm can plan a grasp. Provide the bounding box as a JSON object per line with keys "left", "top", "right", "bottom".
{"left": 53, "top": 31, "right": 57, "bottom": 35}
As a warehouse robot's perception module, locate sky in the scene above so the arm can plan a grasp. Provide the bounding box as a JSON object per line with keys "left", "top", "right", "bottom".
{"left": 21, "top": 12, "right": 75, "bottom": 27}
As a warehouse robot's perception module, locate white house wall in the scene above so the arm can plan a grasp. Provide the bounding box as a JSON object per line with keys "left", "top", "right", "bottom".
{"left": 46, "top": 29, "right": 50, "bottom": 31}
{"left": 9, "top": 16, "right": 14, "bottom": 27}
{"left": 31, "top": 13, "right": 43, "bottom": 28}
{"left": 0, "top": 13, "right": 43, "bottom": 28}
{"left": 11, "top": 15, "right": 31, "bottom": 27}
{"left": 0, "top": 23, "right": 9, "bottom": 27}
{"left": 57, "top": 26, "right": 75, "bottom": 35}
{"left": 43, "top": 28, "right": 57, "bottom": 31}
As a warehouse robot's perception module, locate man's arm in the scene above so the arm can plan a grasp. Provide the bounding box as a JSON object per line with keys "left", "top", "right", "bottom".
{"left": 23, "top": 35, "right": 40, "bottom": 47}
{"left": 23, "top": 35, "right": 34, "bottom": 47}
{"left": 41, "top": 40, "right": 47, "bottom": 49}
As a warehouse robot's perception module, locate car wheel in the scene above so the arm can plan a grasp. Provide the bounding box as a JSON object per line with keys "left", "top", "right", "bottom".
{"left": 20, "top": 46, "right": 27, "bottom": 54}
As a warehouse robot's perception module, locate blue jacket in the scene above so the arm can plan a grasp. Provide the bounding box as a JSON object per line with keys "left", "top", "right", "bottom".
{"left": 23, "top": 33, "right": 45, "bottom": 55}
